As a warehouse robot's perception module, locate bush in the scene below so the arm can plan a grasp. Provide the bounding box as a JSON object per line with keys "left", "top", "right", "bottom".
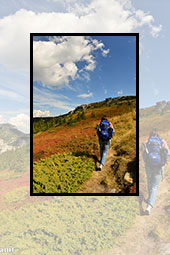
{"left": 33, "top": 152, "right": 95, "bottom": 193}
{"left": 91, "top": 112, "right": 96, "bottom": 118}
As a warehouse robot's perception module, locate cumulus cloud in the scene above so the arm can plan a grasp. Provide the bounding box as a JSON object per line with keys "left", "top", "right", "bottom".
{"left": 8, "top": 114, "right": 30, "bottom": 133}
{"left": 102, "top": 49, "right": 110, "bottom": 57}
{"left": 33, "top": 36, "right": 108, "bottom": 87}
{"left": 151, "top": 24, "right": 162, "bottom": 38}
{"left": 117, "top": 89, "right": 123, "bottom": 95}
{"left": 33, "top": 110, "right": 51, "bottom": 117}
{"left": 0, "top": 0, "right": 162, "bottom": 70}
{"left": 77, "top": 92, "right": 93, "bottom": 98}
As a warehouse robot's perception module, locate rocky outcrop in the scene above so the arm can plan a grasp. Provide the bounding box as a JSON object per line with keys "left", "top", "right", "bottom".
{"left": 105, "top": 96, "right": 130, "bottom": 105}
{"left": 155, "top": 101, "right": 170, "bottom": 113}
{"left": 73, "top": 104, "right": 87, "bottom": 113}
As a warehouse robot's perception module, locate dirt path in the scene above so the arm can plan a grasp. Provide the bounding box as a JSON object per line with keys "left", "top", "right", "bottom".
{"left": 78, "top": 146, "right": 115, "bottom": 193}
{"left": 78, "top": 129, "right": 135, "bottom": 194}
{"left": 101, "top": 169, "right": 170, "bottom": 255}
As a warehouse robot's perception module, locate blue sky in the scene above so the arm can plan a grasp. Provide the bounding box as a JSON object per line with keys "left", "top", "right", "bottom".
{"left": 33, "top": 35, "right": 136, "bottom": 117}
{"left": 0, "top": 0, "right": 170, "bottom": 131}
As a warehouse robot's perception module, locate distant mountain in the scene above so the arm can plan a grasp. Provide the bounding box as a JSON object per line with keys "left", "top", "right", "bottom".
{"left": 140, "top": 100, "right": 170, "bottom": 118}
{"left": 0, "top": 123, "right": 30, "bottom": 154}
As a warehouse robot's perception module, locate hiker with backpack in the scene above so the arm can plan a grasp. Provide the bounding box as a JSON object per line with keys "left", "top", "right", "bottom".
{"left": 142, "top": 128, "right": 169, "bottom": 215}
{"left": 97, "top": 116, "right": 114, "bottom": 170}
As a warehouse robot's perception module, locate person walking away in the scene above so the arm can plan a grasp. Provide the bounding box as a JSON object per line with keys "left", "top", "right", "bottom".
{"left": 97, "top": 116, "right": 114, "bottom": 171}
{"left": 142, "top": 128, "right": 169, "bottom": 215}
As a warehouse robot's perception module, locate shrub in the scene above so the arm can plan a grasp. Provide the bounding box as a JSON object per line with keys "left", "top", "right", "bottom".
{"left": 33, "top": 152, "right": 95, "bottom": 193}
{"left": 0, "top": 197, "right": 139, "bottom": 255}
{"left": 91, "top": 112, "right": 96, "bottom": 118}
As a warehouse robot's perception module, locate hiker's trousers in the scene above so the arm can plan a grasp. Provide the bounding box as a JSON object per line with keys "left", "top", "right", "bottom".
{"left": 145, "top": 165, "right": 164, "bottom": 208}
{"left": 99, "top": 139, "right": 111, "bottom": 166}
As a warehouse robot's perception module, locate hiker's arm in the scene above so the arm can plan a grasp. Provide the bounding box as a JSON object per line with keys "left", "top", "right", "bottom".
{"left": 162, "top": 139, "right": 169, "bottom": 162}
{"left": 109, "top": 122, "right": 113, "bottom": 129}
{"left": 109, "top": 122, "right": 114, "bottom": 136}
{"left": 162, "top": 139, "right": 169, "bottom": 151}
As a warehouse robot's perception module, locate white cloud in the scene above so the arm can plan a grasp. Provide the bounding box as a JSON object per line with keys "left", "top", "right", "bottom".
{"left": 8, "top": 114, "right": 30, "bottom": 133}
{"left": 0, "top": 88, "right": 24, "bottom": 101}
{"left": 102, "top": 49, "right": 110, "bottom": 57}
{"left": 33, "top": 110, "right": 51, "bottom": 117}
{"left": 34, "top": 100, "right": 74, "bottom": 111}
{"left": 135, "top": 9, "right": 162, "bottom": 38}
{"left": 104, "top": 89, "right": 107, "bottom": 94}
{"left": 33, "top": 36, "right": 108, "bottom": 88}
{"left": 150, "top": 24, "right": 162, "bottom": 38}
{"left": 117, "top": 89, "right": 123, "bottom": 95}
{"left": 0, "top": 1, "right": 161, "bottom": 71}
{"left": 77, "top": 92, "right": 93, "bottom": 98}
{"left": 33, "top": 87, "right": 75, "bottom": 110}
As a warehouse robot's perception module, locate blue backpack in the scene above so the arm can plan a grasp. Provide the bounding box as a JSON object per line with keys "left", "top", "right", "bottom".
{"left": 146, "top": 136, "right": 162, "bottom": 166}
{"left": 98, "top": 120, "right": 113, "bottom": 141}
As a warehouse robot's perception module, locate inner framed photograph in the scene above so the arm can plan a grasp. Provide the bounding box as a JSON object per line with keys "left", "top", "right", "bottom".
{"left": 30, "top": 33, "right": 139, "bottom": 196}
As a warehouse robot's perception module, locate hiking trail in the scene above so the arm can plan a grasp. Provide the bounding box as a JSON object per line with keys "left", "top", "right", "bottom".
{"left": 78, "top": 146, "right": 116, "bottom": 193}
{"left": 101, "top": 166, "right": 170, "bottom": 255}
{"left": 78, "top": 129, "right": 134, "bottom": 194}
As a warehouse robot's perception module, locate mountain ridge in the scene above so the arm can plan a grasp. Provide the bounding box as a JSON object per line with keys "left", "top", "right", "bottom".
{"left": 140, "top": 100, "right": 170, "bottom": 118}
{"left": 33, "top": 95, "right": 136, "bottom": 122}
{"left": 0, "top": 123, "right": 30, "bottom": 154}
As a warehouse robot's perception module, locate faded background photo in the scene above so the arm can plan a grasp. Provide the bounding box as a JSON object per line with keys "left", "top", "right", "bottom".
{"left": 0, "top": 0, "right": 170, "bottom": 254}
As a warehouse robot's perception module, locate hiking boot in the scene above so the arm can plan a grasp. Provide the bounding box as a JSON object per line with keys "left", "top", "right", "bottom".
{"left": 145, "top": 204, "right": 152, "bottom": 215}
{"left": 99, "top": 164, "right": 103, "bottom": 170}
{"left": 96, "top": 164, "right": 103, "bottom": 171}
{"left": 96, "top": 161, "right": 100, "bottom": 169}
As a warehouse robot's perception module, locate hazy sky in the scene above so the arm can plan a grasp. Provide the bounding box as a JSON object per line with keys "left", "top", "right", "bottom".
{"left": 0, "top": 0, "right": 169, "bottom": 132}
{"left": 33, "top": 35, "right": 136, "bottom": 117}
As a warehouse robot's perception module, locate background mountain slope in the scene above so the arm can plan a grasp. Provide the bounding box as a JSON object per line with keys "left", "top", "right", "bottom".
{"left": 0, "top": 123, "right": 29, "bottom": 154}
{"left": 0, "top": 124, "right": 30, "bottom": 172}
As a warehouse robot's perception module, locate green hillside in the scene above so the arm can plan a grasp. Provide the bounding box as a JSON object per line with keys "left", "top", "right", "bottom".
{"left": 33, "top": 96, "right": 137, "bottom": 193}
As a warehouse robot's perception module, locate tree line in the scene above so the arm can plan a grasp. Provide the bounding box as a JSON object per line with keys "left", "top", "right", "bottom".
{"left": 33, "top": 111, "right": 96, "bottom": 134}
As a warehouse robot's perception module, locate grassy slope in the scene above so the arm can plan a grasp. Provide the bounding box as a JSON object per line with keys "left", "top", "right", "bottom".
{"left": 0, "top": 196, "right": 139, "bottom": 255}
{"left": 33, "top": 98, "right": 136, "bottom": 193}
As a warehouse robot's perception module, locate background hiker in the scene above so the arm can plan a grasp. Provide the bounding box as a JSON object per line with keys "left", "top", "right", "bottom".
{"left": 142, "top": 128, "right": 169, "bottom": 215}
{"left": 97, "top": 116, "right": 114, "bottom": 170}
